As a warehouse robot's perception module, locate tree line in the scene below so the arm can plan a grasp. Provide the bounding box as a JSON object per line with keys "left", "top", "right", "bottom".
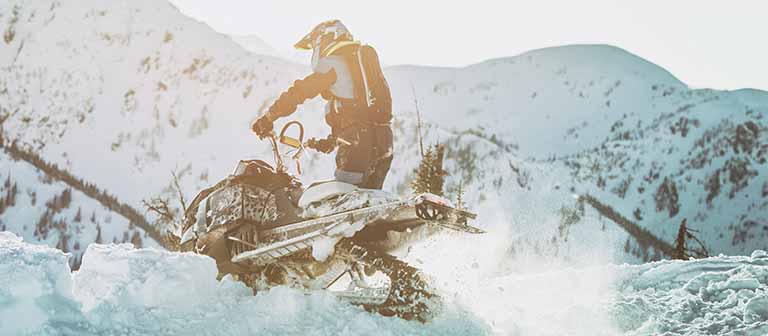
{"left": 0, "top": 130, "right": 164, "bottom": 246}
{"left": 580, "top": 193, "right": 708, "bottom": 260}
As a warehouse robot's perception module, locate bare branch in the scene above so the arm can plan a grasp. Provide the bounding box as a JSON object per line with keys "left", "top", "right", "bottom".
{"left": 411, "top": 83, "right": 424, "bottom": 158}
{"left": 170, "top": 170, "right": 187, "bottom": 214}
{"left": 142, "top": 198, "right": 175, "bottom": 222}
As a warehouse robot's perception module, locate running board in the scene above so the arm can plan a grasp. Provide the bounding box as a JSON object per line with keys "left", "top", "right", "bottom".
{"left": 230, "top": 194, "right": 481, "bottom": 265}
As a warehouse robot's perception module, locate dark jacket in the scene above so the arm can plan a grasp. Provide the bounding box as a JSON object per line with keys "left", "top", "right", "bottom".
{"left": 265, "top": 42, "right": 392, "bottom": 133}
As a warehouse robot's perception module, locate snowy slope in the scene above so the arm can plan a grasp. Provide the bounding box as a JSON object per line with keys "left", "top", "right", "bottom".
{"left": 386, "top": 45, "right": 685, "bottom": 157}
{"left": 0, "top": 151, "right": 156, "bottom": 268}
{"left": 4, "top": 231, "right": 768, "bottom": 336}
{"left": 558, "top": 86, "right": 768, "bottom": 257}
{"left": 0, "top": 0, "right": 310, "bottom": 201}
{"left": 229, "top": 34, "right": 284, "bottom": 59}
{"left": 386, "top": 49, "right": 768, "bottom": 260}
{"left": 0, "top": 0, "right": 320, "bottom": 258}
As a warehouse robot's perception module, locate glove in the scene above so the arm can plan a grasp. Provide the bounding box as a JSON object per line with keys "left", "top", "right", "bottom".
{"left": 251, "top": 116, "right": 273, "bottom": 138}
{"left": 307, "top": 137, "right": 336, "bottom": 153}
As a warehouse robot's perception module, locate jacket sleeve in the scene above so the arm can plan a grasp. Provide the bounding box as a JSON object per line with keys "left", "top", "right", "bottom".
{"left": 265, "top": 69, "right": 337, "bottom": 120}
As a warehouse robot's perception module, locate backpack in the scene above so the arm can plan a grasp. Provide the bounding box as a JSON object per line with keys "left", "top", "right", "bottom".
{"left": 349, "top": 45, "right": 392, "bottom": 123}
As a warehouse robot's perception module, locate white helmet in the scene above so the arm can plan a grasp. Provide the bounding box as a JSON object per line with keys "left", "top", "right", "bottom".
{"left": 294, "top": 20, "right": 353, "bottom": 52}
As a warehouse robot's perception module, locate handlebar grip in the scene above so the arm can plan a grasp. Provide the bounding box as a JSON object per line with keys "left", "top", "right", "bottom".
{"left": 279, "top": 135, "right": 302, "bottom": 148}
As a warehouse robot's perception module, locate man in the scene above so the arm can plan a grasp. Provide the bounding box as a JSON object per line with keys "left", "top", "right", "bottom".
{"left": 252, "top": 20, "right": 393, "bottom": 189}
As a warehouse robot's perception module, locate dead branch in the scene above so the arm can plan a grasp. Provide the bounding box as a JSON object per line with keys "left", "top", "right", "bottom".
{"left": 171, "top": 170, "right": 187, "bottom": 213}
{"left": 411, "top": 83, "right": 425, "bottom": 158}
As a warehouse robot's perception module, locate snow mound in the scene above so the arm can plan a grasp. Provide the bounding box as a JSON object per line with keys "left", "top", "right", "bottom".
{"left": 0, "top": 232, "right": 488, "bottom": 335}
{"left": 4, "top": 230, "right": 768, "bottom": 335}
{"left": 614, "top": 253, "right": 768, "bottom": 335}
{"left": 0, "top": 232, "right": 83, "bottom": 335}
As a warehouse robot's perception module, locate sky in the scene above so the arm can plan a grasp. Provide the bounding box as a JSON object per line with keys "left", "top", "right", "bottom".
{"left": 169, "top": 0, "right": 768, "bottom": 91}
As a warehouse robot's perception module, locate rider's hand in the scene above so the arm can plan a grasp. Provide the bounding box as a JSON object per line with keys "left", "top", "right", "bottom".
{"left": 307, "top": 138, "right": 335, "bottom": 153}
{"left": 251, "top": 116, "right": 273, "bottom": 138}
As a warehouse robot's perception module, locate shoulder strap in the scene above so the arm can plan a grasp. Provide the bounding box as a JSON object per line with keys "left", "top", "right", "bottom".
{"left": 322, "top": 40, "right": 361, "bottom": 57}
{"left": 356, "top": 44, "right": 373, "bottom": 108}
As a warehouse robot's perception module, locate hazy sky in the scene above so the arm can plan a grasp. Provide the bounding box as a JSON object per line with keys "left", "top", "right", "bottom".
{"left": 169, "top": 0, "right": 768, "bottom": 91}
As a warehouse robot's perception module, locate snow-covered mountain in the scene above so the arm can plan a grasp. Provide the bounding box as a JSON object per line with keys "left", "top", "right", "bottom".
{"left": 229, "top": 34, "right": 284, "bottom": 59}
{"left": 2, "top": 0, "right": 767, "bottom": 269}
{"left": 0, "top": 0, "right": 311, "bottom": 265}
{"left": 559, "top": 87, "right": 768, "bottom": 258}
{"left": 387, "top": 45, "right": 685, "bottom": 157}
{"left": 386, "top": 49, "right": 768, "bottom": 260}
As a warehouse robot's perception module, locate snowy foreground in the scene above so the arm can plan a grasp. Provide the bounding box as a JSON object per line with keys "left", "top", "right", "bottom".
{"left": 2, "top": 232, "right": 768, "bottom": 336}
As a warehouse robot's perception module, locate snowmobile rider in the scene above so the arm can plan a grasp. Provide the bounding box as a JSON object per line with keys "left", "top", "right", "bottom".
{"left": 251, "top": 20, "right": 393, "bottom": 190}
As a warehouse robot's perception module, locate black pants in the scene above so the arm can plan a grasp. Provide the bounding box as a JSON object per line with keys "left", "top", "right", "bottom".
{"left": 334, "top": 124, "right": 393, "bottom": 189}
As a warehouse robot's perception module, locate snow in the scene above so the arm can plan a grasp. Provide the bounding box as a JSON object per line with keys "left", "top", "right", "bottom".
{"left": 3, "top": 230, "right": 768, "bottom": 335}
{"left": 0, "top": 232, "right": 84, "bottom": 335}
{"left": 0, "top": 231, "right": 489, "bottom": 335}
{"left": 612, "top": 254, "right": 768, "bottom": 335}
{"left": 228, "top": 34, "right": 284, "bottom": 59}
{"left": 0, "top": 151, "right": 156, "bottom": 268}
{"left": 310, "top": 236, "right": 340, "bottom": 262}
{"left": 387, "top": 44, "right": 686, "bottom": 157}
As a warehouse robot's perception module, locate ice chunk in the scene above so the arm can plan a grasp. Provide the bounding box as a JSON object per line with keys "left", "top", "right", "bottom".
{"left": 617, "top": 256, "right": 768, "bottom": 335}
{"left": 750, "top": 250, "right": 768, "bottom": 259}
{"left": 744, "top": 296, "right": 768, "bottom": 324}
{"left": 0, "top": 232, "right": 86, "bottom": 335}
{"left": 73, "top": 242, "right": 239, "bottom": 312}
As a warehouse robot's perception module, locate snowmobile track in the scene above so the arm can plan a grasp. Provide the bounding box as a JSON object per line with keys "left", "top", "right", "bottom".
{"left": 339, "top": 240, "right": 442, "bottom": 322}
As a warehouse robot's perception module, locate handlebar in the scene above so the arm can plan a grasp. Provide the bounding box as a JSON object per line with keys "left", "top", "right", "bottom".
{"left": 258, "top": 120, "right": 354, "bottom": 175}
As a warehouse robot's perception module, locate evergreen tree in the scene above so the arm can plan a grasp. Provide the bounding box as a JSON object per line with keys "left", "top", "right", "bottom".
{"left": 56, "top": 230, "right": 70, "bottom": 253}
{"left": 412, "top": 147, "right": 433, "bottom": 194}
{"left": 411, "top": 144, "right": 447, "bottom": 196}
{"left": 73, "top": 207, "right": 82, "bottom": 223}
{"left": 6, "top": 182, "right": 17, "bottom": 207}
{"left": 60, "top": 188, "right": 72, "bottom": 208}
{"left": 35, "top": 210, "right": 52, "bottom": 239}
{"left": 455, "top": 179, "right": 466, "bottom": 210}
{"left": 131, "top": 231, "right": 143, "bottom": 247}
{"left": 672, "top": 218, "right": 710, "bottom": 260}
{"left": 95, "top": 223, "right": 103, "bottom": 244}
{"left": 673, "top": 219, "right": 688, "bottom": 259}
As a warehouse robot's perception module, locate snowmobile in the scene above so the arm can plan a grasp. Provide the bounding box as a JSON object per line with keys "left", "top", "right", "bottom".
{"left": 178, "top": 121, "right": 483, "bottom": 322}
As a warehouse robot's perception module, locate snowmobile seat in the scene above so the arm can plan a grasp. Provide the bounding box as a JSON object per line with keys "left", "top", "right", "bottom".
{"left": 298, "top": 180, "right": 358, "bottom": 208}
